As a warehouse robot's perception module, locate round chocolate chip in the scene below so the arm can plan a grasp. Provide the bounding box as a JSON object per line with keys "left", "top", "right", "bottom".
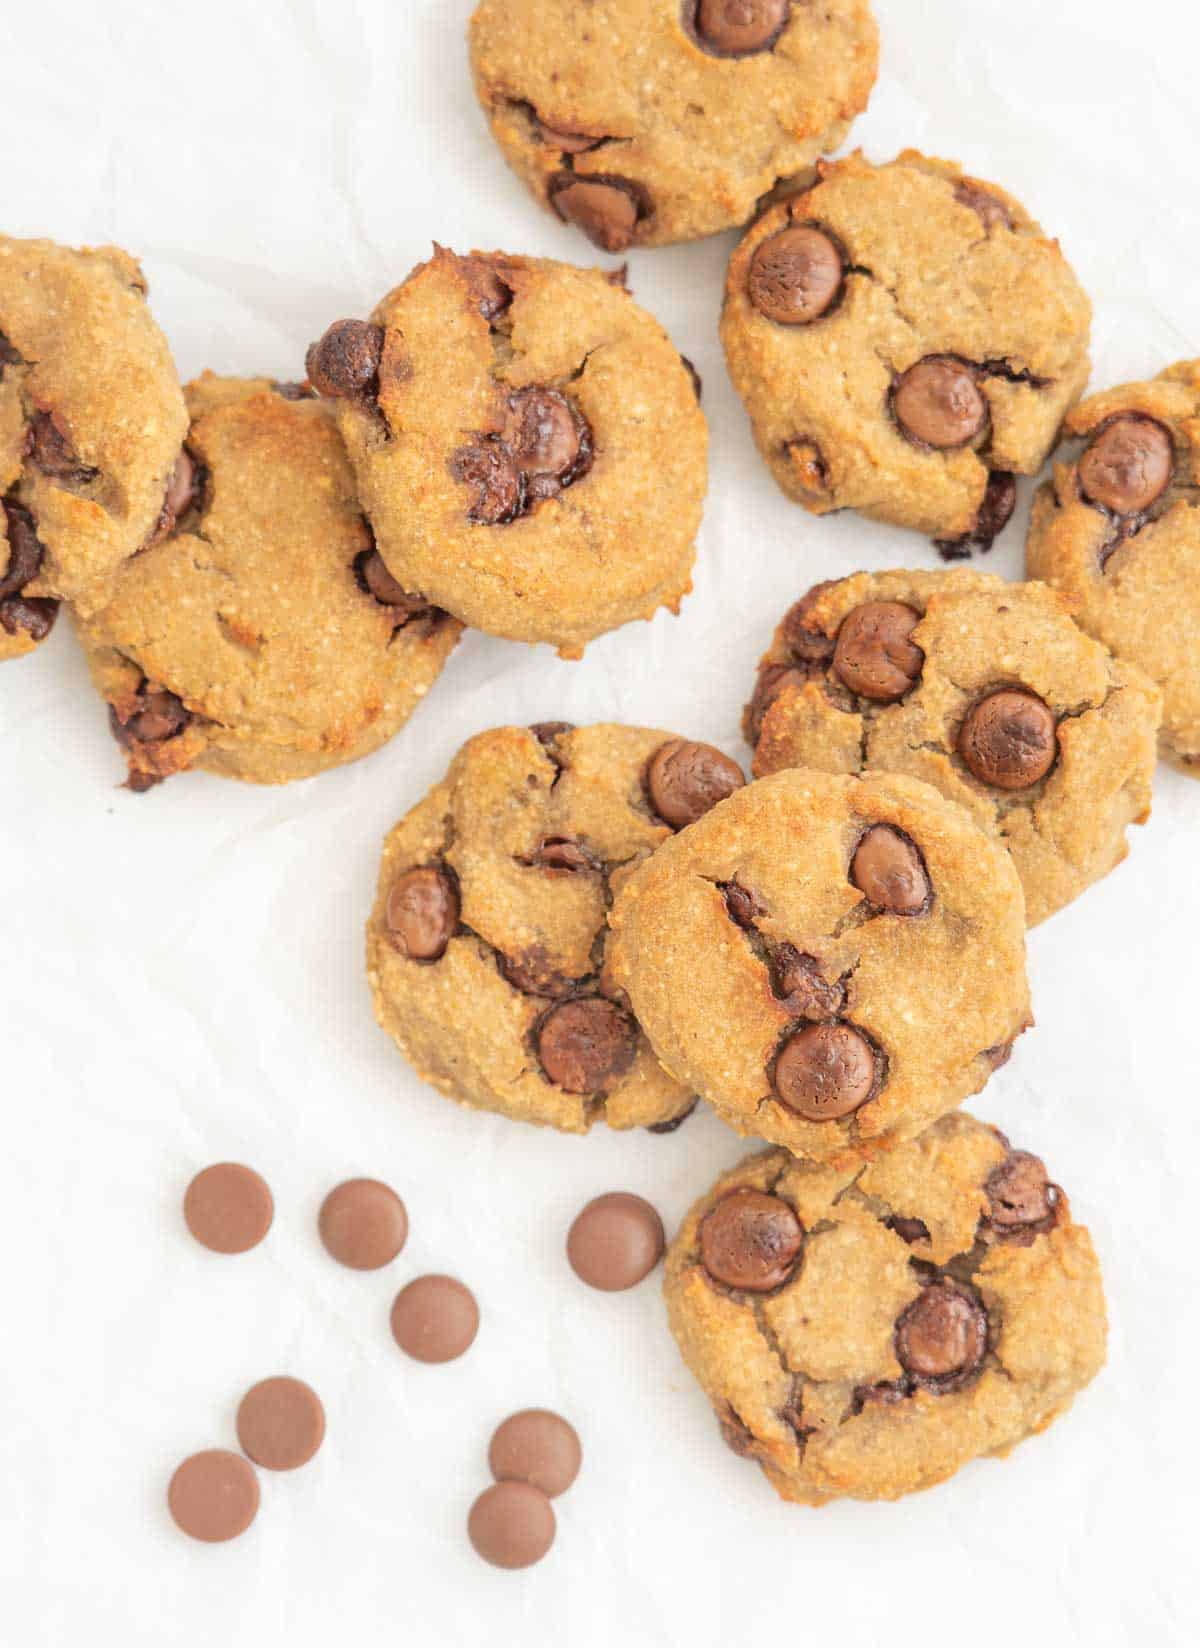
{"left": 894, "top": 1281, "right": 987, "bottom": 1389}
{"left": 699, "top": 1189, "right": 803, "bottom": 1292}
{"left": 986, "top": 1150, "right": 1058, "bottom": 1236}
{"left": 850, "top": 825, "right": 931, "bottom": 916}
{"left": 747, "top": 226, "right": 844, "bottom": 326}
{"left": 236, "top": 1377, "right": 326, "bottom": 1471}
{"left": 958, "top": 689, "right": 1057, "bottom": 790}
{"left": 536, "top": 998, "right": 638, "bottom": 1093}
{"left": 566, "top": 1192, "right": 665, "bottom": 1291}
{"left": 305, "top": 319, "right": 384, "bottom": 402}
{"left": 954, "top": 180, "right": 1013, "bottom": 231}
{"left": 390, "top": 1275, "right": 479, "bottom": 1363}
{"left": 550, "top": 176, "right": 642, "bottom": 253}
{"left": 488, "top": 1410, "right": 582, "bottom": 1498}
{"left": 502, "top": 387, "right": 589, "bottom": 494}
{"left": 1078, "top": 414, "right": 1173, "bottom": 516}
{"left": 451, "top": 437, "right": 525, "bottom": 525}
{"left": 773, "top": 1023, "right": 877, "bottom": 1121}
{"left": 893, "top": 358, "right": 987, "bottom": 449}
{"left": 183, "top": 1163, "right": 274, "bottom": 1255}
{"left": 385, "top": 866, "right": 459, "bottom": 962}
{"left": 693, "top": 0, "right": 790, "bottom": 55}
{"left": 468, "top": 1481, "right": 556, "bottom": 1570}
{"left": 168, "top": 1450, "right": 260, "bottom": 1543}
{"left": 0, "top": 501, "right": 45, "bottom": 599}
{"left": 832, "top": 601, "right": 924, "bottom": 701}
{"left": 645, "top": 739, "right": 745, "bottom": 829}
{"left": 318, "top": 1177, "right": 409, "bottom": 1270}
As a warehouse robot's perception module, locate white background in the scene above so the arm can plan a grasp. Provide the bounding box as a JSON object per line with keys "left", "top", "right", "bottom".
{"left": 3, "top": 2, "right": 1197, "bottom": 1643}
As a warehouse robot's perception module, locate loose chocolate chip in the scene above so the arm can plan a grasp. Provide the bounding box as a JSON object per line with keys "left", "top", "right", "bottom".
{"left": 771, "top": 946, "right": 845, "bottom": 1020}
{"left": 391, "top": 1275, "right": 480, "bottom": 1363}
{"left": 385, "top": 866, "right": 459, "bottom": 962}
{"left": 1078, "top": 414, "right": 1173, "bottom": 516}
{"left": 356, "top": 548, "right": 428, "bottom": 616}
{"left": 773, "top": 1022, "right": 877, "bottom": 1121}
{"left": 451, "top": 436, "right": 525, "bottom": 524}
{"left": 958, "top": 689, "right": 1057, "bottom": 790}
{"left": 937, "top": 470, "right": 1017, "bottom": 559}
{"left": 468, "top": 1481, "right": 556, "bottom": 1570}
{"left": 747, "top": 225, "right": 844, "bottom": 326}
{"left": 0, "top": 594, "right": 57, "bottom": 640}
{"left": 894, "top": 1281, "right": 987, "bottom": 1390}
{"left": 893, "top": 357, "right": 988, "bottom": 449}
{"left": 497, "top": 948, "right": 580, "bottom": 1000}
{"left": 28, "top": 410, "right": 95, "bottom": 480}
{"left": 550, "top": 175, "right": 645, "bottom": 253}
{"left": 693, "top": 0, "right": 791, "bottom": 56}
{"left": 646, "top": 1097, "right": 698, "bottom": 1134}
{"left": 985, "top": 1150, "right": 1059, "bottom": 1238}
{"left": 566, "top": 1191, "right": 665, "bottom": 1291}
{"left": 529, "top": 836, "right": 601, "bottom": 874}
{"left": 954, "top": 180, "right": 1014, "bottom": 232}
{"left": 537, "top": 997, "right": 638, "bottom": 1093}
{"left": 183, "top": 1163, "right": 274, "bottom": 1255}
{"left": 886, "top": 1214, "right": 931, "bottom": 1245}
{"left": 645, "top": 738, "right": 745, "bottom": 828}
{"left": 699, "top": 1189, "right": 803, "bottom": 1291}
{"left": 112, "top": 686, "right": 189, "bottom": 747}
{"left": 745, "top": 663, "right": 804, "bottom": 743}
{"left": 780, "top": 582, "right": 838, "bottom": 663}
{"left": 236, "top": 1377, "right": 326, "bottom": 1471}
{"left": 305, "top": 319, "right": 384, "bottom": 402}
{"left": 720, "top": 879, "right": 762, "bottom": 929}
{"left": 850, "top": 825, "right": 931, "bottom": 916}
{"left": 318, "top": 1177, "right": 409, "bottom": 1270}
{"left": 832, "top": 601, "right": 924, "bottom": 701}
{"left": 501, "top": 386, "right": 591, "bottom": 496}
{"left": 168, "top": 1450, "right": 260, "bottom": 1543}
{"left": 532, "top": 114, "right": 604, "bottom": 154}
{"left": 0, "top": 500, "right": 45, "bottom": 599}
{"left": 489, "top": 1410, "right": 582, "bottom": 1499}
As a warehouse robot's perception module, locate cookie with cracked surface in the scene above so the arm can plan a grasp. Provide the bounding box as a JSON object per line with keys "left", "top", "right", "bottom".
{"left": 608, "top": 767, "right": 1031, "bottom": 1163}
{"left": 1026, "top": 359, "right": 1200, "bottom": 776}
{"left": 76, "top": 374, "right": 461, "bottom": 789}
{"left": 664, "top": 1113, "right": 1106, "bottom": 1504}
{"left": 745, "top": 568, "right": 1160, "bottom": 925}
{"left": 0, "top": 236, "right": 187, "bottom": 658}
{"left": 305, "top": 247, "right": 706, "bottom": 657}
{"left": 366, "top": 723, "right": 746, "bottom": 1133}
{"left": 720, "top": 151, "right": 1091, "bottom": 546}
{"left": 467, "top": 0, "right": 878, "bottom": 250}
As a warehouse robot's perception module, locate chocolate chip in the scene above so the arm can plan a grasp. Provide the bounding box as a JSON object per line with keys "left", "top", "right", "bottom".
{"left": 530, "top": 720, "right": 574, "bottom": 748}
{"left": 183, "top": 1163, "right": 274, "bottom": 1255}
{"left": 451, "top": 436, "right": 525, "bottom": 524}
{"left": 780, "top": 582, "right": 838, "bottom": 663}
{"left": 773, "top": 1022, "right": 877, "bottom": 1121}
{"left": 850, "top": 825, "right": 931, "bottom": 916}
{"left": 163, "top": 448, "right": 199, "bottom": 523}
{"left": 272, "top": 379, "right": 315, "bottom": 400}
{"left": 645, "top": 739, "right": 745, "bottom": 828}
{"left": 390, "top": 1275, "right": 480, "bottom": 1363}
{"left": 0, "top": 331, "right": 22, "bottom": 373}
{"left": 461, "top": 257, "right": 515, "bottom": 323}
{"left": 954, "top": 180, "right": 1014, "bottom": 231}
{"left": 356, "top": 548, "right": 429, "bottom": 617}
{"left": 566, "top": 1191, "right": 664, "bottom": 1291}
{"left": 699, "top": 1189, "right": 803, "bottom": 1291}
{"left": 894, "top": 1281, "right": 987, "bottom": 1391}
{"left": 681, "top": 356, "right": 703, "bottom": 401}
{"left": 168, "top": 1451, "right": 260, "bottom": 1543}
{"left": 985, "top": 1150, "right": 1059, "bottom": 1239}
{"left": 893, "top": 357, "right": 988, "bottom": 449}
{"left": 528, "top": 836, "right": 601, "bottom": 874}
{"left": 958, "top": 689, "right": 1058, "bottom": 790}
{"left": 646, "top": 1097, "right": 698, "bottom": 1134}
{"left": 720, "top": 879, "right": 763, "bottom": 929}
{"left": 236, "top": 1377, "right": 326, "bottom": 1471}
{"left": 692, "top": 0, "right": 791, "bottom": 56}
{"left": 536, "top": 997, "right": 638, "bottom": 1093}
{"left": 318, "top": 1178, "right": 409, "bottom": 1270}
{"left": 497, "top": 948, "right": 580, "bottom": 1000}
{"left": 0, "top": 594, "right": 57, "bottom": 641}
{"left": 745, "top": 663, "right": 804, "bottom": 743}
{"left": 501, "top": 386, "right": 592, "bottom": 497}
{"left": 832, "top": 601, "right": 924, "bottom": 701}
{"left": 1078, "top": 414, "right": 1173, "bottom": 516}
{"left": 468, "top": 1481, "right": 556, "bottom": 1570}
{"left": 747, "top": 225, "right": 844, "bottom": 325}
{"left": 549, "top": 175, "right": 645, "bottom": 253}
{"left": 771, "top": 946, "right": 846, "bottom": 1020}
{"left": 532, "top": 114, "right": 604, "bottom": 154}
{"left": 110, "top": 685, "right": 190, "bottom": 747}
{"left": 489, "top": 1410, "right": 582, "bottom": 1498}
{"left": 886, "top": 1214, "right": 931, "bottom": 1245}
{"left": 305, "top": 319, "right": 384, "bottom": 403}
{"left": 936, "top": 470, "right": 1017, "bottom": 559}
{"left": 28, "top": 410, "right": 96, "bottom": 480}
{"left": 0, "top": 500, "right": 45, "bottom": 599}
{"left": 718, "top": 1406, "right": 758, "bottom": 1456}
{"left": 385, "top": 865, "right": 459, "bottom": 962}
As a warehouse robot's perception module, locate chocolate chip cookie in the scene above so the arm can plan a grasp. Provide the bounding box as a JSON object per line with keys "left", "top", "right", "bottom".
{"left": 366, "top": 723, "right": 746, "bottom": 1133}
{"left": 76, "top": 375, "right": 460, "bottom": 789}
{"left": 0, "top": 236, "right": 187, "bottom": 659}
{"left": 608, "top": 767, "right": 1031, "bottom": 1163}
{"left": 745, "top": 569, "right": 1161, "bottom": 925}
{"left": 467, "top": 1, "right": 878, "bottom": 249}
{"left": 1026, "top": 359, "right": 1200, "bottom": 775}
{"left": 663, "top": 1112, "right": 1106, "bottom": 1504}
{"left": 720, "top": 152, "right": 1092, "bottom": 546}
{"left": 306, "top": 247, "right": 706, "bottom": 657}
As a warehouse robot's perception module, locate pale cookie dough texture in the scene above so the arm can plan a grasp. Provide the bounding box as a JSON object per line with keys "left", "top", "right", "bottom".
{"left": 305, "top": 248, "right": 706, "bottom": 657}
{"left": 1026, "top": 359, "right": 1200, "bottom": 776}
{"left": 609, "top": 767, "right": 1031, "bottom": 1163}
{"left": 0, "top": 236, "right": 187, "bottom": 660}
{"left": 76, "top": 375, "right": 461, "bottom": 789}
{"left": 720, "top": 151, "right": 1092, "bottom": 547}
{"left": 664, "top": 1113, "right": 1106, "bottom": 1504}
{"left": 467, "top": 0, "right": 878, "bottom": 249}
{"left": 366, "top": 723, "right": 749, "bottom": 1134}
{"left": 745, "top": 569, "right": 1160, "bottom": 926}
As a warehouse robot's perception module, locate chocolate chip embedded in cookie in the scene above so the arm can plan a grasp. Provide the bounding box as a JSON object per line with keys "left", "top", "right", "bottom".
{"left": 1026, "top": 359, "right": 1200, "bottom": 775}
{"left": 664, "top": 1113, "right": 1107, "bottom": 1504}
{"left": 721, "top": 151, "right": 1092, "bottom": 547}
{"left": 307, "top": 248, "right": 705, "bottom": 657}
{"left": 609, "top": 767, "right": 1031, "bottom": 1162}
{"left": 745, "top": 567, "right": 1160, "bottom": 925}
{"left": 468, "top": 1, "right": 878, "bottom": 248}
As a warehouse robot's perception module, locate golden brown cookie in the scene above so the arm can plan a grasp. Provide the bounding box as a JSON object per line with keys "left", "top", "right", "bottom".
{"left": 305, "top": 247, "right": 706, "bottom": 657}
{"left": 608, "top": 767, "right": 1031, "bottom": 1163}
{"left": 76, "top": 375, "right": 461, "bottom": 789}
{"left": 664, "top": 1113, "right": 1107, "bottom": 1504}
{"left": 1026, "top": 359, "right": 1200, "bottom": 775}
{"left": 366, "top": 722, "right": 747, "bottom": 1134}
{"left": 745, "top": 569, "right": 1161, "bottom": 925}
{"left": 720, "top": 151, "right": 1092, "bottom": 547}
{"left": 467, "top": 0, "right": 878, "bottom": 249}
{"left": 0, "top": 236, "right": 187, "bottom": 659}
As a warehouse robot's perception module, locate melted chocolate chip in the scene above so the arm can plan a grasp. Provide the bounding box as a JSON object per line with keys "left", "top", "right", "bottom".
{"left": 530, "top": 721, "right": 574, "bottom": 748}
{"left": 497, "top": 947, "right": 580, "bottom": 1000}
{"left": 691, "top": 0, "right": 791, "bottom": 56}
{"left": 451, "top": 437, "right": 525, "bottom": 524}
{"left": 958, "top": 689, "right": 1058, "bottom": 790}
{"left": 645, "top": 739, "right": 745, "bottom": 829}
{"left": 699, "top": 1188, "right": 803, "bottom": 1291}
{"left": 773, "top": 1022, "right": 877, "bottom": 1121}
{"left": 894, "top": 1281, "right": 987, "bottom": 1391}
{"left": 356, "top": 548, "right": 429, "bottom": 619}
{"left": 850, "top": 825, "right": 932, "bottom": 916}
{"left": 886, "top": 1214, "right": 931, "bottom": 1245}
{"left": 985, "top": 1150, "right": 1059, "bottom": 1240}
{"left": 832, "top": 601, "right": 924, "bottom": 701}
{"left": 549, "top": 175, "right": 647, "bottom": 253}
{"left": 305, "top": 320, "right": 384, "bottom": 403}
{"left": 0, "top": 594, "right": 57, "bottom": 640}
{"left": 1078, "top": 414, "right": 1173, "bottom": 516}
{"left": 770, "top": 946, "right": 845, "bottom": 1020}
{"left": 460, "top": 257, "right": 515, "bottom": 323}
{"left": 0, "top": 331, "right": 22, "bottom": 373}
{"left": 385, "top": 866, "right": 459, "bottom": 962}
{"left": 747, "top": 225, "right": 844, "bottom": 326}
{"left": 537, "top": 997, "right": 638, "bottom": 1093}
{"left": 501, "top": 386, "right": 592, "bottom": 498}
{"left": 780, "top": 582, "right": 838, "bottom": 664}
{"left": 28, "top": 410, "right": 97, "bottom": 481}
{"left": 110, "top": 684, "right": 190, "bottom": 748}
{"left": 893, "top": 358, "right": 988, "bottom": 449}
{"left": 532, "top": 114, "right": 605, "bottom": 154}
{"left": 954, "top": 180, "right": 1014, "bottom": 231}
{"left": 680, "top": 356, "right": 703, "bottom": 402}
{"left": 0, "top": 500, "right": 45, "bottom": 599}
{"left": 718, "top": 1406, "right": 758, "bottom": 1457}
{"left": 744, "top": 664, "right": 804, "bottom": 743}
{"left": 936, "top": 471, "right": 1017, "bottom": 559}
{"left": 720, "top": 880, "right": 763, "bottom": 929}
{"left": 646, "top": 1098, "right": 698, "bottom": 1135}
{"left": 528, "top": 836, "right": 601, "bottom": 874}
